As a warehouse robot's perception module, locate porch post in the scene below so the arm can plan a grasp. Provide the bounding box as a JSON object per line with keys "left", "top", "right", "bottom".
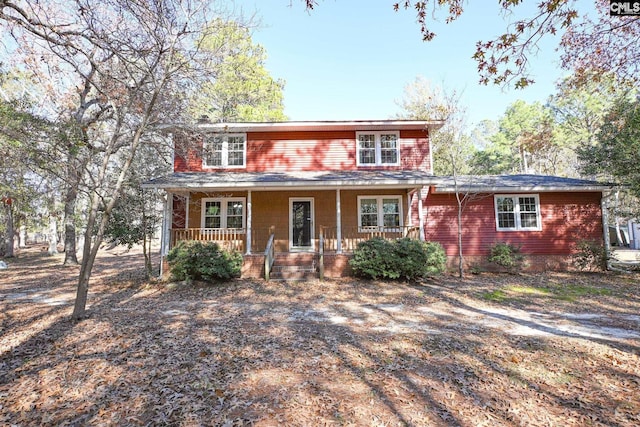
{"left": 185, "top": 193, "right": 190, "bottom": 229}
{"left": 418, "top": 187, "right": 425, "bottom": 241}
{"left": 407, "top": 189, "right": 413, "bottom": 227}
{"left": 336, "top": 189, "right": 342, "bottom": 254}
{"left": 246, "top": 190, "right": 252, "bottom": 255}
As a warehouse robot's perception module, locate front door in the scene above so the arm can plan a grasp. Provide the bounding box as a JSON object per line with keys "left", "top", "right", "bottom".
{"left": 290, "top": 198, "right": 314, "bottom": 251}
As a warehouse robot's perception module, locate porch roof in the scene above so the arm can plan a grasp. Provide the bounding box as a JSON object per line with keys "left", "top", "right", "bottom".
{"left": 431, "top": 174, "right": 616, "bottom": 193}
{"left": 142, "top": 170, "right": 437, "bottom": 191}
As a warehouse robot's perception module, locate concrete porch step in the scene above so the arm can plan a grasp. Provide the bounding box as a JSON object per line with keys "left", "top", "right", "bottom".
{"left": 269, "top": 267, "right": 317, "bottom": 281}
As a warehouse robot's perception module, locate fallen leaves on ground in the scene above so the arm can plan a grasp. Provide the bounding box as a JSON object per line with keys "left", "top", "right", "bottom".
{"left": 1, "top": 246, "right": 639, "bottom": 426}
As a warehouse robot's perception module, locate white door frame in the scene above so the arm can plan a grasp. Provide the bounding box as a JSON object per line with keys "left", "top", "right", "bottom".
{"left": 289, "top": 197, "right": 315, "bottom": 251}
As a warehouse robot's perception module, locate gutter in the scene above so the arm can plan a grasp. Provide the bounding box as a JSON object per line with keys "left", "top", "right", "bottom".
{"left": 433, "top": 185, "right": 611, "bottom": 193}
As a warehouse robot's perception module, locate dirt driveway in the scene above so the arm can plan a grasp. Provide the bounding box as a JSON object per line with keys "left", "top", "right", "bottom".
{"left": 1, "top": 246, "right": 639, "bottom": 426}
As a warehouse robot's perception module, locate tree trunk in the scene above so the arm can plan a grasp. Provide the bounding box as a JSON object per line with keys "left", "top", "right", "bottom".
{"left": 142, "top": 232, "right": 152, "bottom": 278}
{"left": 72, "top": 227, "right": 99, "bottom": 320}
{"left": 142, "top": 221, "right": 153, "bottom": 278}
{"left": 141, "top": 195, "right": 153, "bottom": 277}
{"left": 19, "top": 223, "right": 27, "bottom": 248}
{"left": 72, "top": 190, "right": 103, "bottom": 320}
{"left": 452, "top": 162, "right": 464, "bottom": 279}
{"left": 48, "top": 213, "right": 58, "bottom": 256}
{"left": 71, "top": 137, "right": 141, "bottom": 319}
{"left": 4, "top": 202, "right": 14, "bottom": 258}
{"left": 63, "top": 147, "right": 87, "bottom": 265}
{"left": 63, "top": 181, "right": 79, "bottom": 265}
{"left": 457, "top": 201, "right": 464, "bottom": 279}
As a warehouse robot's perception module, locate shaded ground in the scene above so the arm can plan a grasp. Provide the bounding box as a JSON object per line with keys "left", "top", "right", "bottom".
{"left": 1, "top": 246, "right": 639, "bottom": 426}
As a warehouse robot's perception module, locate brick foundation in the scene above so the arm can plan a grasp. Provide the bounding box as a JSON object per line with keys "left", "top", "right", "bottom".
{"left": 446, "top": 254, "right": 574, "bottom": 273}
{"left": 163, "top": 252, "right": 577, "bottom": 281}
{"left": 321, "top": 254, "right": 353, "bottom": 277}
{"left": 242, "top": 254, "right": 266, "bottom": 279}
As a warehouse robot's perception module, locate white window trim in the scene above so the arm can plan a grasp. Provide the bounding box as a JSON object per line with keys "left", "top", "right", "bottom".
{"left": 357, "top": 195, "right": 403, "bottom": 232}
{"left": 202, "top": 133, "right": 247, "bottom": 169}
{"left": 494, "top": 194, "right": 542, "bottom": 231}
{"left": 201, "top": 197, "right": 246, "bottom": 230}
{"left": 356, "top": 131, "right": 401, "bottom": 166}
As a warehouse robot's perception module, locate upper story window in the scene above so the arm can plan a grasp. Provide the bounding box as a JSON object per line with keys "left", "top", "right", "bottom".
{"left": 201, "top": 197, "right": 246, "bottom": 229}
{"left": 358, "top": 195, "right": 403, "bottom": 231}
{"left": 356, "top": 131, "right": 400, "bottom": 166}
{"left": 495, "top": 194, "right": 541, "bottom": 231}
{"left": 203, "top": 134, "right": 246, "bottom": 168}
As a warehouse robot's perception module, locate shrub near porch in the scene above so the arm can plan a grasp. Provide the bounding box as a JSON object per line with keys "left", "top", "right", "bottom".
{"left": 349, "top": 237, "right": 446, "bottom": 280}
{"left": 167, "top": 241, "right": 242, "bottom": 282}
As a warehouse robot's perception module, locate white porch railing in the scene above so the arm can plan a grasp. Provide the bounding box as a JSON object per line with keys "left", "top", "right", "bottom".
{"left": 170, "top": 228, "right": 246, "bottom": 252}
{"left": 320, "top": 225, "right": 421, "bottom": 253}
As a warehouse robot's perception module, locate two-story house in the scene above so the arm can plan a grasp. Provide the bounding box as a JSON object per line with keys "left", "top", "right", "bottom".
{"left": 143, "top": 120, "right": 612, "bottom": 279}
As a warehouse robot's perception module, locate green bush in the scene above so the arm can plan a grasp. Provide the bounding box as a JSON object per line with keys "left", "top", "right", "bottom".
{"left": 488, "top": 242, "right": 525, "bottom": 273}
{"left": 572, "top": 239, "right": 607, "bottom": 271}
{"left": 349, "top": 237, "right": 445, "bottom": 280}
{"left": 418, "top": 241, "right": 448, "bottom": 277}
{"left": 349, "top": 237, "right": 395, "bottom": 279}
{"left": 166, "top": 240, "right": 242, "bottom": 282}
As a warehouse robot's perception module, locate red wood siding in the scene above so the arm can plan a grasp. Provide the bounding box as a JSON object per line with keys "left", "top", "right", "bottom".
{"left": 246, "top": 131, "right": 354, "bottom": 172}
{"left": 173, "top": 134, "right": 204, "bottom": 172}
{"left": 171, "top": 194, "right": 187, "bottom": 229}
{"left": 173, "top": 129, "right": 431, "bottom": 173}
{"left": 424, "top": 191, "right": 603, "bottom": 256}
{"left": 399, "top": 130, "right": 431, "bottom": 171}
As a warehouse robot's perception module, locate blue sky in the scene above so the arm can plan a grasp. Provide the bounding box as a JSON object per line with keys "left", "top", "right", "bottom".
{"left": 232, "top": 0, "right": 577, "bottom": 127}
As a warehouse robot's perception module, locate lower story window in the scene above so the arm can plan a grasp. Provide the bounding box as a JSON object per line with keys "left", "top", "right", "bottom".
{"left": 201, "top": 197, "right": 245, "bottom": 229}
{"left": 358, "top": 196, "right": 402, "bottom": 231}
{"left": 495, "top": 194, "right": 541, "bottom": 231}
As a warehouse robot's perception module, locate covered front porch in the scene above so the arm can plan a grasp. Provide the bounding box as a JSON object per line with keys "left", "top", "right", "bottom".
{"left": 144, "top": 170, "right": 436, "bottom": 278}
{"left": 168, "top": 224, "right": 422, "bottom": 280}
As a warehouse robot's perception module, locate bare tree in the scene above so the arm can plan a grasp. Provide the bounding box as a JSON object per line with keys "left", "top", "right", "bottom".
{"left": 395, "top": 76, "right": 482, "bottom": 276}
{"left": 448, "top": 171, "right": 488, "bottom": 279}
{"left": 1, "top": 0, "right": 238, "bottom": 319}
{"left": 394, "top": 76, "right": 474, "bottom": 175}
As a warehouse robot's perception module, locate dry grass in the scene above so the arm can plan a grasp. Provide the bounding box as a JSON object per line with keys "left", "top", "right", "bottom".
{"left": 1, "top": 245, "right": 639, "bottom": 426}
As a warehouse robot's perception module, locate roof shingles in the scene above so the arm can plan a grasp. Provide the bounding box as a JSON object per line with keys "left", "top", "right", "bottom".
{"left": 143, "top": 172, "right": 614, "bottom": 192}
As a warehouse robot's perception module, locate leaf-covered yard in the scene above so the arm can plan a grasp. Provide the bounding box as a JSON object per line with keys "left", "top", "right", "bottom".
{"left": 1, "top": 246, "right": 639, "bottom": 426}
